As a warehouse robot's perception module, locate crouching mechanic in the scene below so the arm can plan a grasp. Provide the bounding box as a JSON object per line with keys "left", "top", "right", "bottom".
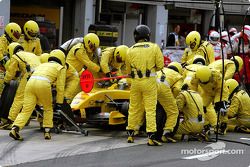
{"left": 100, "top": 45, "right": 128, "bottom": 79}
{"left": 0, "top": 43, "right": 41, "bottom": 129}
{"left": 190, "top": 66, "right": 229, "bottom": 135}
{"left": 174, "top": 89, "right": 205, "bottom": 141}
{"left": 9, "top": 49, "right": 66, "bottom": 140}
{"left": 225, "top": 79, "right": 250, "bottom": 133}
{"left": 181, "top": 56, "right": 217, "bottom": 136}
{"left": 126, "top": 24, "right": 164, "bottom": 146}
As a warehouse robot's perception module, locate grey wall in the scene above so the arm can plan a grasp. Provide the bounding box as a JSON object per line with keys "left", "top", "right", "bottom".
{"left": 202, "top": 10, "right": 214, "bottom": 38}
{"left": 124, "top": 14, "right": 139, "bottom": 47}
{"left": 74, "top": 0, "right": 95, "bottom": 37}
{"left": 147, "top": 5, "right": 168, "bottom": 46}
{"left": 62, "top": 0, "right": 75, "bottom": 42}
{"left": 74, "top": 0, "right": 85, "bottom": 37}
{"left": 0, "top": 0, "right": 10, "bottom": 35}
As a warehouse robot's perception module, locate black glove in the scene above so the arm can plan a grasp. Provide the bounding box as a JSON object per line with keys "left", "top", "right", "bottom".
{"left": 55, "top": 103, "right": 63, "bottom": 111}
{"left": 63, "top": 97, "right": 71, "bottom": 104}
{"left": 4, "top": 82, "right": 9, "bottom": 87}
{"left": 214, "top": 101, "right": 227, "bottom": 116}
{"left": 105, "top": 72, "right": 112, "bottom": 78}
{"left": 181, "top": 83, "right": 189, "bottom": 91}
{"left": 105, "top": 72, "right": 117, "bottom": 83}
{"left": 83, "top": 65, "right": 87, "bottom": 70}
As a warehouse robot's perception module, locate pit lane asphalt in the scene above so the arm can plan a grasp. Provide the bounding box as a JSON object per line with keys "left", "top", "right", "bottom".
{"left": 0, "top": 120, "right": 249, "bottom": 167}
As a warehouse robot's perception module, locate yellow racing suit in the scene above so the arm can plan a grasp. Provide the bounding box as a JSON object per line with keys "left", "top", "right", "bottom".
{"left": 64, "top": 62, "right": 80, "bottom": 102}
{"left": 0, "top": 34, "right": 9, "bottom": 61}
{"left": 181, "top": 47, "right": 195, "bottom": 67}
{"left": 126, "top": 42, "right": 164, "bottom": 133}
{"left": 100, "top": 47, "right": 123, "bottom": 75}
{"left": 66, "top": 43, "right": 100, "bottom": 73}
{"left": 12, "top": 62, "right": 66, "bottom": 129}
{"left": 226, "top": 90, "right": 250, "bottom": 131}
{"left": 157, "top": 67, "right": 183, "bottom": 98}
{"left": 208, "top": 59, "right": 236, "bottom": 80}
{"left": 66, "top": 43, "right": 100, "bottom": 92}
{"left": 4, "top": 51, "right": 41, "bottom": 122}
{"left": 156, "top": 75, "right": 179, "bottom": 132}
{"left": 182, "top": 64, "right": 202, "bottom": 87}
{"left": 0, "top": 34, "right": 10, "bottom": 94}
{"left": 182, "top": 64, "right": 217, "bottom": 127}
{"left": 190, "top": 68, "right": 229, "bottom": 127}
{"left": 175, "top": 90, "right": 205, "bottom": 136}
{"left": 196, "top": 41, "right": 215, "bottom": 65}
{"left": 18, "top": 34, "right": 42, "bottom": 56}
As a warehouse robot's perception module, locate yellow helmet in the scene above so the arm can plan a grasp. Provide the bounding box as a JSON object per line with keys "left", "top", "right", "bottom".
{"left": 4, "top": 22, "right": 22, "bottom": 42}
{"left": 189, "top": 55, "right": 206, "bottom": 65}
{"left": 196, "top": 66, "right": 212, "bottom": 83}
{"left": 49, "top": 49, "right": 66, "bottom": 66}
{"left": 185, "top": 31, "right": 201, "bottom": 51}
{"left": 40, "top": 53, "right": 50, "bottom": 63}
{"left": 167, "top": 62, "right": 183, "bottom": 74}
{"left": 114, "top": 45, "right": 129, "bottom": 63}
{"left": 225, "top": 79, "right": 239, "bottom": 94}
{"left": 7, "top": 42, "right": 24, "bottom": 58}
{"left": 230, "top": 56, "right": 243, "bottom": 72}
{"left": 83, "top": 33, "right": 100, "bottom": 53}
{"left": 23, "top": 20, "right": 39, "bottom": 39}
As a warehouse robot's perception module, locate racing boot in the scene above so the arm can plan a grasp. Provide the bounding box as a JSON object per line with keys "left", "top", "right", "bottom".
{"left": 161, "top": 131, "right": 176, "bottom": 143}
{"left": 0, "top": 118, "right": 7, "bottom": 127}
{"left": 213, "top": 125, "right": 219, "bottom": 134}
{"left": 234, "top": 126, "right": 250, "bottom": 134}
{"left": 219, "top": 123, "right": 227, "bottom": 135}
{"left": 199, "top": 125, "right": 211, "bottom": 141}
{"left": 181, "top": 134, "right": 189, "bottom": 141}
{"left": 44, "top": 128, "right": 51, "bottom": 140}
{"left": 197, "top": 132, "right": 212, "bottom": 142}
{"left": 147, "top": 132, "right": 162, "bottom": 146}
{"left": 0, "top": 119, "right": 13, "bottom": 130}
{"left": 203, "top": 124, "right": 211, "bottom": 136}
{"left": 127, "top": 130, "right": 135, "bottom": 143}
{"left": 9, "top": 126, "right": 23, "bottom": 141}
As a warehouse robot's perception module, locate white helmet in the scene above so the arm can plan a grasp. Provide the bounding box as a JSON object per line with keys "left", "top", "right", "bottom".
{"left": 229, "top": 27, "right": 237, "bottom": 36}
{"left": 209, "top": 31, "right": 220, "bottom": 44}
{"left": 243, "top": 25, "right": 250, "bottom": 40}
{"left": 221, "top": 31, "right": 229, "bottom": 42}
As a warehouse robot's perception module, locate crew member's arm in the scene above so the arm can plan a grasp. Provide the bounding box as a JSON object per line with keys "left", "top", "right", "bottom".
{"left": 56, "top": 67, "right": 66, "bottom": 104}
{"left": 75, "top": 48, "right": 100, "bottom": 72}
{"left": 100, "top": 50, "right": 112, "bottom": 74}
{"left": 4, "top": 58, "right": 19, "bottom": 83}
{"left": 154, "top": 44, "right": 164, "bottom": 71}
{"left": 227, "top": 96, "right": 239, "bottom": 118}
